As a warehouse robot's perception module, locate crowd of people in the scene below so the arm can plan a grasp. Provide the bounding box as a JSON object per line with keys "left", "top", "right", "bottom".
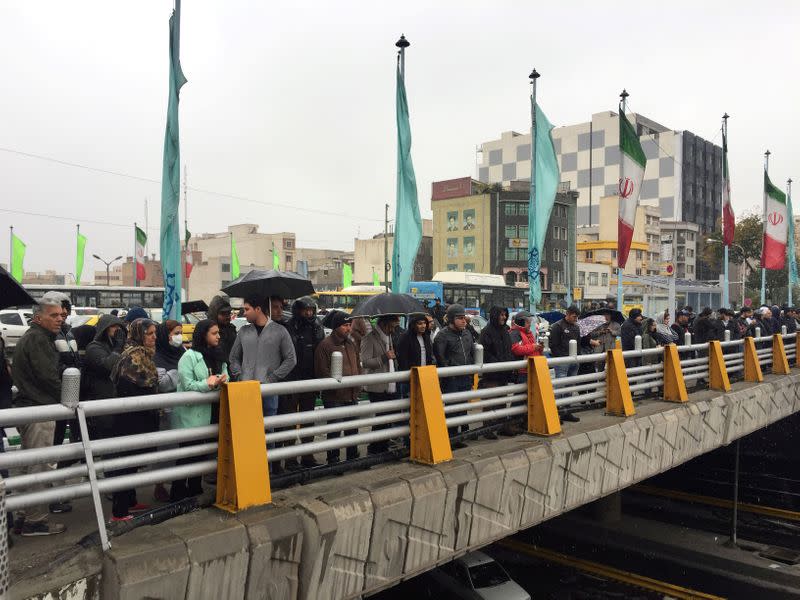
{"left": 2, "top": 289, "right": 799, "bottom": 538}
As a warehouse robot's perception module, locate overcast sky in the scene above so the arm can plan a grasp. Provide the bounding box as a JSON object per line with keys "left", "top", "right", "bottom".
{"left": 1, "top": 1, "right": 798, "bottom": 277}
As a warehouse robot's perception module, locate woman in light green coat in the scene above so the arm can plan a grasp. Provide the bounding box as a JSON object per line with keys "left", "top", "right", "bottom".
{"left": 170, "top": 319, "right": 228, "bottom": 501}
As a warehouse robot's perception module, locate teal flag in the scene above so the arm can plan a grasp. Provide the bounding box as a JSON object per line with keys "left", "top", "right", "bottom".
{"left": 527, "top": 102, "right": 559, "bottom": 310}
{"left": 789, "top": 191, "right": 798, "bottom": 291}
{"left": 159, "top": 0, "right": 187, "bottom": 320}
{"left": 392, "top": 64, "right": 422, "bottom": 294}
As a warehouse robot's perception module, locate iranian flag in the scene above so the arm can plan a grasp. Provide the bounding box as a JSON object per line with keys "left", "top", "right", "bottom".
{"left": 721, "top": 130, "right": 735, "bottom": 246}
{"left": 617, "top": 109, "right": 647, "bottom": 269}
{"left": 184, "top": 227, "right": 193, "bottom": 279}
{"left": 135, "top": 225, "right": 147, "bottom": 281}
{"left": 761, "top": 170, "right": 788, "bottom": 270}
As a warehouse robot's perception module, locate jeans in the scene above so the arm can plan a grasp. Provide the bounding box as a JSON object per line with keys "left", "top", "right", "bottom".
{"left": 366, "top": 391, "right": 398, "bottom": 454}
{"left": 277, "top": 392, "right": 318, "bottom": 464}
{"left": 263, "top": 394, "right": 279, "bottom": 449}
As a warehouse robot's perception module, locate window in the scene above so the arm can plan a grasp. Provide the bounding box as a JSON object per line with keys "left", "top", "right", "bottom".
{"left": 601, "top": 273, "right": 608, "bottom": 286}
{"left": 561, "top": 227, "right": 568, "bottom": 239}
{"left": 518, "top": 248, "right": 528, "bottom": 261}
{"left": 585, "top": 250, "right": 593, "bottom": 260}
{"left": 222, "top": 262, "right": 231, "bottom": 273}
{"left": 504, "top": 225, "right": 517, "bottom": 238}
{"left": 504, "top": 203, "right": 518, "bottom": 216}
{"left": 611, "top": 251, "right": 617, "bottom": 258}
{"left": 517, "top": 203, "right": 528, "bottom": 216}
{"left": 553, "top": 226, "right": 560, "bottom": 240}
{"left": 636, "top": 250, "right": 643, "bottom": 260}
{"left": 284, "top": 239, "right": 294, "bottom": 249}
{"left": 463, "top": 263, "right": 475, "bottom": 272}
{"left": 553, "top": 248, "right": 560, "bottom": 261}
{"left": 589, "top": 272, "right": 598, "bottom": 286}
{"left": 0, "top": 313, "right": 22, "bottom": 326}
{"left": 687, "top": 248, "right": 694, "bottom": 258}
{"left": 518, "top": 225, "right": 528, "bottom": 238}
{"left": 505, "top": 248, "right": 517, "bottom": 260}
{"left": 635, "top": 268, "right": 642, "bottom": 275}
{"left": 578, "top": 271, "right": 586, "bottom": 285}
{"left": 447, "top": 264, "right": 458, "bottom": 271}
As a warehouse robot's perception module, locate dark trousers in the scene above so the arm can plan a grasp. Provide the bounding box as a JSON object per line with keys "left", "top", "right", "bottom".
{"left": 53, "top": 418, "right": 82, "bottom": 470}
{"left": 323, "top": 396, "right": 358, "bottom": 462}
{"left": 109, "top": 410, "right": 158, "bottom": 518}
{"left": 442, "top": 376, "right": 472, "bottom": 438}
{"left": 366, "top": 391, "right": 397, "bottom": 454}
{"left": 169, "top": 441, "right": 204, "bottom": 502}
{"left": 277, "top": 392, "right": 318, "bottom": 464}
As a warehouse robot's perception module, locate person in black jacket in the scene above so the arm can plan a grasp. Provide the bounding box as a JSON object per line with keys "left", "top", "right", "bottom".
{"left": 207, "top": 295, "right": 237, "bottom": 362}
{"left": 431, "top": 298, "right": 446, "bottom": 328}
{"left": 782, "top": 307, "right": 798, "bottom": 334}
{"left": 278, "top": 296, "right": 325, "bottom": 469}
{"left": 620, "top": 308, "right": 644, "bottom": 367}
{"left": 690, "top": 307, "right": 719, "bottom": 345}
{"left": 671, "top": 311, "right": 691, "bottom": 345}
{"left": 477, "top": 306, "right": 515, "bottom": 439}
{"left": 83, "top": 315, "right": 126, "bottom": 439}
{"left": 397, "top": 313, "right": 435, "bottom": 372}
{"left": 433, "top": 304, "right": 474, "bottom": 447}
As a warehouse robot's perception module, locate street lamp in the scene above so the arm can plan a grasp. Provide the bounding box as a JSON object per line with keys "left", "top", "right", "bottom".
{"left": 706, "top": 239, "right": 748, "bottom": 307}
{"left": 93, "top": 254, "right": 123, "bottom": 287}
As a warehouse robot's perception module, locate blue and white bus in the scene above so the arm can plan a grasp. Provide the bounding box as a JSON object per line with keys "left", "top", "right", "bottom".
{"left": 409, "top": 272, "right": 526, "bottom": 316}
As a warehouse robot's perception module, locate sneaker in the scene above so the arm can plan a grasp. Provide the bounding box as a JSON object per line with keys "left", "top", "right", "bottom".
{"left": 452, "top": 441, "right": 468, "bottom": 450}
{"left": 153, "top": 484, "right": 170, "bottom": 503}
{"left": 301, "top": 458, "right": 321, "bottom": 468}
{"left": 49, "top": 501, "right": 73, "bottom": 514}
{"left": 21, "top": 521, "right": 66, "bottom": 536}
{"left": 561, "top": 412, "right": 580, "bottom": 423}
{"left": 129, "top": 503, "right": 151, "bottom": 513}
{"left": 483, "top": 431, "right": 499, "bottom": 440}
{"left": 13, "top": 517, "right": 25, "bottom": 535}
{"left": 110, "top": 515, "right": 133, "bottom": 523}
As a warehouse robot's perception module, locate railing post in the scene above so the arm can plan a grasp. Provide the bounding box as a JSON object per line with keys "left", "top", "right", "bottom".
{"left": 743, "top": 337, "right": 763, "bottom": 382}
{"left": 605, "top": 348, "right": 635, "bottom": 417}
{"left": 409, "top": 366, "right": 452, "bottom": 464}
{"left": 708, "top": 340, "right": 731, "bottom": 392}
{"left": 330, "top": 351, "right": 343, "bottom": 382}
{"left": 662, "top": 344, "right": 688, "bottom": 402}
{"left": 216, "top": 381, "right": 271, "bottom": 512}
{"left": 772, "top": 333, "right": 790, "bottom": 375}
{"left": 634, "top": 335, "right": 642, "bottom": 352}
{"left": 724, "top": 329, "right": 731, "bottom": 342}
{"left": 526, "top": 356, "right": 561, "bottom": 436}
{"left": 473, "top": 343, "right": 483, "bottom": 390}
{"left": 684, "top": 332, "right": 692, "bottom": 346}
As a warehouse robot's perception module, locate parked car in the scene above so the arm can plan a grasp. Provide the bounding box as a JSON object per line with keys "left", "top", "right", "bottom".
{"left": 0, "top": 309, "right": 33, "bottom": 349}
{"left": 426, "top": 551, "right": 530, "bottom": 600}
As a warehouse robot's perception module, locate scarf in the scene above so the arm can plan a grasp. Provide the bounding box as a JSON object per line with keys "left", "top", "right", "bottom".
{"left": 377, "top": 327, "right": 396, "bottom": 394}
{"left": 192, "top": 319, "right": 226, "bottom": 375}
{"left": 111, "top": 318, "right": 158, "bottom": 389}
{"left": 154, "top": 321, "right": 185, "bottom": 371}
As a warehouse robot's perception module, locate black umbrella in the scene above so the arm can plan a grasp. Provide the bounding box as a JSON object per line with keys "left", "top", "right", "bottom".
{"left": 350, "top": 293, "right": 427, "bottom": 317}
{"left": 580, "top": 307, "right": 624, "bottom": 324}
{"left": 221, "top": 270, "right": 314, "bottom": 300}
{"left": 181, "top": 300, "right": 209, "bottom": 315}
{"left": 0, "top": 266, "right": 36, "bottom": 310}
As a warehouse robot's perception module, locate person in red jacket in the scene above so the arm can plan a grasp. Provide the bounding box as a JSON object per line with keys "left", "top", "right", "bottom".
{"left": 509, "top": 311, "right": 543, "bottom": 383}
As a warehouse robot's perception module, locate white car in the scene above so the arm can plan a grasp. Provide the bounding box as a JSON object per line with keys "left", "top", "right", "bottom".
{"left": 0, "top": 309, "right": 33, "bottom": 348}
{"left": 427, "top": 551, "right": 531, "bottom": 600}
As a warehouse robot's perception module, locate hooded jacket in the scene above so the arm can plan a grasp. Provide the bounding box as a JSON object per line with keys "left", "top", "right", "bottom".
{"left": 11, "top": 322, "right": 61, "bottom": 407}
{"left": 208, "top": 295, "right": 238, "bottom": 361}
{"left": 478, "top": 308, "right": 514, "bottom": 383}
{"left": 286, "top": 311, "right": 325, "bottom": 381}
{"left": 396, "top": 315, "right": 434, "bottom": 371}
{"left": 83, "top": 315, "right": 126, "bottom": 401}
{"left": 433, "top": 325, "right": 474, "bottom": 368}
{"left": 314, "top": 329, "right": 360, "bottom": 405}
{"left": 549, "top": 317, "right": 581, "bottom": 357}
{"left": 54, "top": 322, "right": 80, "bottom": 374}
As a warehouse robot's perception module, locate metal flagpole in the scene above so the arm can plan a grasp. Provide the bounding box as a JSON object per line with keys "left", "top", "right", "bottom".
{"left": 617, "top": 89, "right": 629, "bottom": 310}
{"left": 9, "top": 226, "right": 13, "bottom": 276}
{"left": 133, "top": 222, "right": 138, "bottom": 288}
{"left": 789, "top": 178, "right": 793, "bottom": 306}
{"left": 529, "top": 68, "right": 539, "bottom": 314}
{"left": 183, "top": 165, "right": 188, "bottom": 298}
{"left": 722, "top": 113, "right": 730, "bottom": 308}
{"left": 761, "top": 150, "right": 770, "bottom": 305}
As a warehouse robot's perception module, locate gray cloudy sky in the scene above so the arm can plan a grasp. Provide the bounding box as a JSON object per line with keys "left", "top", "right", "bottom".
{"left": 1, "top": 1, "right": 798, "bottom": 277}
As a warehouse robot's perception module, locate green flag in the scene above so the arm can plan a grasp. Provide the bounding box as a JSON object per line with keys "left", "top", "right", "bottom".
{"left": 75, "top": 229, "right": 87, "bottom": 285}
{"left": 392, "top": 63, "right": 422, "bottom": 294}
{"left": 372, "top": 271, "right": 380, "bottom": 287}
{"left": 272, "top": 247, "right": 280, "bottom": 270}
{"left": 342, "top": 263, "right": 353, "bottom": 288}
{"left": 231, "top": 235, "right": 240, "bottom": 279}
{"left": 527, "top": 102, "right": 559, "bottom": 310}
{"left": 10, "top": 233, "right": 25, "bottom": 283}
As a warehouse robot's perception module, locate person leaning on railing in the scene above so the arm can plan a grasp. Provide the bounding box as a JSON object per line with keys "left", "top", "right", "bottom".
{"left": 108, "top": 318, "right": 160, "bottom": 522}
{"left": 314, "top": 311, "right": 361, "bottom": 465}
{"left": 83, "top": 315, "right": 127, "bottom": 438}
{"left": 360, "top": 315, "right": 400, "bottom": 456}
{"left": 9, "top": 296, "right": 67, "bottom": 536}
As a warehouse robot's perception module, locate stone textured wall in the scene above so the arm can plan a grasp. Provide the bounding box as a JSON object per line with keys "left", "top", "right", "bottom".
{"left": 24, "top": 374, "right": 800, "bottom": 600}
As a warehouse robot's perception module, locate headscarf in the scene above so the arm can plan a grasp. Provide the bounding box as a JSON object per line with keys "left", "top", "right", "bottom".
{"left": 111, "top": 318, "right": 158, "bottom": 389}
{"left": 654, "top": 311, "right": 678, "bottom": 342}
{"left": 154, "top": 320, "right": 185, "bottom": 371}
{"left": 191, "top": 319, "right": 226, "bottom": 375}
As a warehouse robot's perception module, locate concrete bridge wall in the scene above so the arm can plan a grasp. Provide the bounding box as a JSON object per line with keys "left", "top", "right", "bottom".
{"left": 20, "top": 373, "right": 800, "bottom": 600}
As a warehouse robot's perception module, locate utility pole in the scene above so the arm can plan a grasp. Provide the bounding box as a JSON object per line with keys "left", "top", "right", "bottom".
{"left": 384, "top": 203, "right": 390, "bottom": 292}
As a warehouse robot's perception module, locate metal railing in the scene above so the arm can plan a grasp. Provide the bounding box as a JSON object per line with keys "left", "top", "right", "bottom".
{"left": 1, "top": 326, "right": 797, "bottom": 552}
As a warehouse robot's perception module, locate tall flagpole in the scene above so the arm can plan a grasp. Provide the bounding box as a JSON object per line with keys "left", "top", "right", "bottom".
{"left": 183, "top": 165, "right": 188, "bottom": 298}
{"left": 722, "top": 113, "right": 730, "bottom": 308}
{"left": 761, "top": 150, "right": 770, "bottom": 305}
{"left": 788, "top": 177, "right": 793, "bottom": 306}
{"left": 529, "top": 68, "right": 539, "bottom": 314}
{"left": 617, "top": 89, "right": 629, "bottom": 310}
{"left": 9, "top": 226, "right": 13, "bottom": 276}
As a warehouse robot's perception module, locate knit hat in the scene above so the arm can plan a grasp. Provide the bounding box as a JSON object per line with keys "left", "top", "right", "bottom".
{"left": 327, "top": 310, "right": 351, "bottom": 331}
{"left": 124, "top": 306, "right": 149, "bottom": 323}
{"left": 445, "top": 303, "right": 466, "bottom": 323}
{"left": 628, "top": 308, "right": 643, "bottom": 319}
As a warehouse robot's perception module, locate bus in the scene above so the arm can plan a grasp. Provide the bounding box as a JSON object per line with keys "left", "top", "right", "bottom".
{"left": 409, "top": 272, "right": 526, "bottom": 316}
{"left": 25, "top": 284, "right": 165, "bottom": 311}
{"left": 315, "top": 286, "right": 383, "bottom": 313}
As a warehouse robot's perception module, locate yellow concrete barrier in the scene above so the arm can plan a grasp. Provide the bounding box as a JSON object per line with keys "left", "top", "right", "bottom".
{"left": 216, "top": 381, "right": 271, "bottom": 512}
{"left": 708, "top": 340, "right": 731, "bottom": 392}
{"left": 662, "top": 344, "right": 688, "bottom": 402}
{"left": 409, "top": 365, "right": 452, "bottom": 465}
{"left": 772, "top": 334, "right": 790, "bottom": 375}
{"left": 605, "top": 348, "right": 635, "bottom": 417}
{"left": 743, "top": 337, "right": 763, "bottom": 382}
{"left": 526, "top": 356, "right": 561, "bottom": 436}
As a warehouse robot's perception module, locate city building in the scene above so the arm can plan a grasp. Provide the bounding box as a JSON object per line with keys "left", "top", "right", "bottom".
{"left": 576, "top": 262, "right": 612, "bottom": 301}
{"left": 92, "top": 256, "right": 163, "bottom": 288}
{"left": 21, "top": 270, "right": 67, "bottom": 285}
{"left": 576, "top": 196, "right": 662, "bottom": 278}
{"left": 659, "top": 221, "right": 700, "bottom": 280}
{"left": 477, "top": 111, "right": 722, "bottom": 279}
{"left": 430, "top": 176, "right": 577, "bottom": 306}
{"left": 353, "top": 220, "right": 433, "bottom": 286}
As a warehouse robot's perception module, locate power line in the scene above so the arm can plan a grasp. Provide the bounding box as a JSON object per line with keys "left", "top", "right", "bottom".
{"left": 0, "top": 146, "right": 384, "bottom": 222}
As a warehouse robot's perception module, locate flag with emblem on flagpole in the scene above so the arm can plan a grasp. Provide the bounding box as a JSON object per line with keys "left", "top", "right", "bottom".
{"left": 761, "top": 170, "right": 788, "bottom": 270}
{"left": 135, "top": 225, "right": 147, "bottom": 281}
{"left": 722, "top": 128, "right": 735, "bottom": 246}
{"left": 184, "top": 227, "right": 193, "bottom": 279}
{"left": 617, "top": 108, "right": 647, "bottom": 269}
